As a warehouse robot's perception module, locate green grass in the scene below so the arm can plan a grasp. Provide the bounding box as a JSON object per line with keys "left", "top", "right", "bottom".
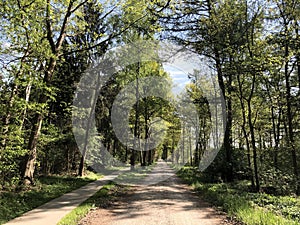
{"left": 58, "top": 181, "right": 126, "bottom": 225}
{"left": 114, "top": 164, "right": 156, "bottom": 185}
{"left": 177, "top": 167, "right": 300, "bottom": 225}
{"left": 0, "top": 172, "right": 102, "bottom": 225}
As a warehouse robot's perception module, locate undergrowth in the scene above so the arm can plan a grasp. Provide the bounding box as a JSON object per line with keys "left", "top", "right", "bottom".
{"left": 177, "top": 167, "right": 300, "bottom": 225}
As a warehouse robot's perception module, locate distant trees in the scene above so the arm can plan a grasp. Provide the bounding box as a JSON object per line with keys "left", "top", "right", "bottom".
{"left": 1, "top": 0, "right": 300, "bottom": 195}
{"left": 155, "top": 0, "right": 300, "bottom": 194}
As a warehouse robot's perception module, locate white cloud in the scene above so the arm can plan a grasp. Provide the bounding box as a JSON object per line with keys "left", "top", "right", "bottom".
{"left": 163, "top": 64, "right": 191, "bottom": 96}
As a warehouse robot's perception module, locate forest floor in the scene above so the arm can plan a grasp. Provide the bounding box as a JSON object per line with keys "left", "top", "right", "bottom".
{"left": 78, "top": 161, "right": 234, "bottom": 225}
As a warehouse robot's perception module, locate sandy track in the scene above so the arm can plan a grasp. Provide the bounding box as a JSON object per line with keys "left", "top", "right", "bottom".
{"left": 79, "top": 161, "right": 231, "bottom": 225}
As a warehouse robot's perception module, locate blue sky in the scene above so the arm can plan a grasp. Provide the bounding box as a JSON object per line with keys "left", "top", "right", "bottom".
{"left": 163, "top": 64, "right": 190, "bottom": 96}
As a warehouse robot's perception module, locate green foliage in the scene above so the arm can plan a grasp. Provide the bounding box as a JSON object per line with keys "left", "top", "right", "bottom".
{"left": 259, "top": 168, "right": 297, "bottom": 195}
{"left": 178, "top": 167, "right": 300, "bottom": 225}
{"left": 251, "top": 193, "right": 300, "bottom": 222}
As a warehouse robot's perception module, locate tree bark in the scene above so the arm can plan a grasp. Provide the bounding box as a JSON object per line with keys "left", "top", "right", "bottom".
{"left": 23, "top": 114, "right": 43, "bottom": 185}
{"left": 237, "top": 73, "right": 255, "bottom": 189}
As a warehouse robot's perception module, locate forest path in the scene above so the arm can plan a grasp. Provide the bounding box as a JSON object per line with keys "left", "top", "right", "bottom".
{"left": 79, "top": 160, "right": 230, "bottom": 225}
{"left": 4, "top": 169, "right": 128, "bottom": 225}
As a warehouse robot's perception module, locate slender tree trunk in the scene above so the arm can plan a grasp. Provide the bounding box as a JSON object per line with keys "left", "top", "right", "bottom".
{"left": 295, "top": 22, "right": 300, "bottom": 96}
{"left": 19, "top": 79, "right": 32, "bottom": 131}
{"left": 78, "top": 156, "right": 85, "bottom": 177}
{"left": 248, "top": 100, "right": 260, "bottom": 192}
{"left": 66, "top": 146, "right": 70, "bottom": 173}
{"left": 131, "top": 63, "right": 141, "bottom": 170}
{"left": 1, "top": 83, "right": 18, "bottom": 148}
{"left": 189, "top": 126, "right": 192, "bottom": 166}
{"left": 125, "top": 132, "right": 129, "bottom": 163}
{"left": 22, "top": 57, "right": 57, "bottom": 183}
{"left": 182, "top": 121, "right": 185, "bottom": 164}
{"left": 225, "top": 79, "right": 233, "bottom": 182}
{"left": 172, "top": 129, "right": 175, "bottom": 163}
{"left": 284, "top": 35, "right": 299, "bottom": 194}
{"left": 215, "top": 55, "right": 233, "bottom": 182}
{"left": 194, "top": 126, "right": 199, "bottom": 166}
{"left": 141, "top": 97, "right": 149, "bottom": 166}
{"left": 23, "top": 113, "right": 43, "bottom": 184}
{"left": 78, "top": 71, "right": 101, "bottom": 176}
{"left": 246, "top": 67, "right": 260, "bottom": 192}
{"left": 237, "top": 73, "right": 255, "bottom": 189}
{"left": 271, "top": 106, "right": 281, "bottom": 170}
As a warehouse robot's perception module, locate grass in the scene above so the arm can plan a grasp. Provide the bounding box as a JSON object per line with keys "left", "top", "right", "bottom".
{"left": 114, "top": 163, "right": 156, "bottom": 185}
{"left": 58, "top": 181, "right": 127, "bottom": 225}
{"left": 177, "top": 167, "right": 300, "bottom": 225}
{"left": 0, "top": 172, "right": 102, "bottom": 225}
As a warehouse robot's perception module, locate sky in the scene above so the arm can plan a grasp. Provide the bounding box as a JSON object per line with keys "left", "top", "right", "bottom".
{"left": 163, "top": 64, "right": 190, "bottom": 96}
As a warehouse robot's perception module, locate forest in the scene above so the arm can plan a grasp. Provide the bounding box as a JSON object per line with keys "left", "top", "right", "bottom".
{"left": 0, "top": 0, "right": 300, "bottom": 224}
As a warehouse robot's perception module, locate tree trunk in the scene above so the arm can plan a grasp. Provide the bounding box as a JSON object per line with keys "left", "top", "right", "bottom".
{"left": 247, "top": 70, "right": 260, "bottom": 192}
{"left": 78, "top": 72, "right": 101, "bottom": 176}
{"left": 237, "top": 73, "right": 255, "bottom": 189}
{"left": 23, "top": 114, "right": 43, "bottom": 185}
{"left": 22, "top": 57, "right": 57, "bottom": 183}
{"left": 182, "top": 121, "right": 185, "bottom": 164}
{"left": 284, "top": 41, "right": 299, "bottom": 194}
{"left": 19, "top": 79, "right": 32, "bottom": 131}
{"left": 1, "top": 83, "right": 18, "bottom": 148}
{"left": 271, "top": 106, "right": 281, "bottom": 170}
{"left": 189, "top": 127, "right": 192, "bottom": 166}
{"left": 131, "top": 63, "right": 141, "bottom": 170}
{"left": 172, "top": 129, "right": 175, "bottom": 163}
{"left": 142, "top": 96, "right": 149, "bottom": 167}
{"left": 194, "top": 126, "right": 199, "bottom": 166}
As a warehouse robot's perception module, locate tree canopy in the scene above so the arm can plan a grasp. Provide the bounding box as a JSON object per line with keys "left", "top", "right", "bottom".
{"left": 0, "top": 0, "right": 300, "bottom": 196}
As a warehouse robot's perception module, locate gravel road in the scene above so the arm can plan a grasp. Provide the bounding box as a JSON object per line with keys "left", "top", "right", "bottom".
{"left": 79, "top": 161, "right": 231, "bottom": 225}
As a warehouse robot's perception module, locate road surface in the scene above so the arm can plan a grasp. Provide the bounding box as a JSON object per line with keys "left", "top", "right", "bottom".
{"left": 79, "top": 161, "right": 230, "bottom": 225}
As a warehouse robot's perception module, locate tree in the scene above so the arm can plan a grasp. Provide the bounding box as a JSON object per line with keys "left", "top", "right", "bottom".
{"left": 0, "top": 0, "right": 126, "bottom": 184}
{"left": 158, "top": 0, "right": 261, "bottom": 182}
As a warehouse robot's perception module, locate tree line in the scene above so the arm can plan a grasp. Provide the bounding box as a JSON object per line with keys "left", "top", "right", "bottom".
{"left": 0, "top": 0, "right": 300, "bottom": 195}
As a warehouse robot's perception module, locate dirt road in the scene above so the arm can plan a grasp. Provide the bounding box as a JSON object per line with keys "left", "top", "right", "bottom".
{"left": 79, "top": 161, "right": 230, "bottom": 225}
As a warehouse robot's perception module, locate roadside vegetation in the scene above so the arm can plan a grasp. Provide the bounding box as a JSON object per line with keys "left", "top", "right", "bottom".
{"left": 58, "top": 181, "right": 126, "bottom": 225}
{"left": 177, "top": 167, "right": 300, "bottom": 225}
{"left": 0, "top": 172, "right": 101, "bottom": 224}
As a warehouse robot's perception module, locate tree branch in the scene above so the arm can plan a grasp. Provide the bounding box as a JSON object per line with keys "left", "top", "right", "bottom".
{"left": 55, "top": 0, "right": 74, "bottom": 52}
{"left": 70, "top": 0, "right": 88, "bottom": 14}
{"left": 46, "top": 0, "right": 56, "bottom": 53}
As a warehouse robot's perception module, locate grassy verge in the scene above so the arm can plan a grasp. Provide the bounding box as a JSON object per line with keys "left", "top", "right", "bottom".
{"left": 0, "top": 172, "right": 102, "bottom": 224}
{"left": 58, "top": 181, "right": 127, "bottom": 225}
{"left": 177, "top": 167, "right": 300, "bottom": 225}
